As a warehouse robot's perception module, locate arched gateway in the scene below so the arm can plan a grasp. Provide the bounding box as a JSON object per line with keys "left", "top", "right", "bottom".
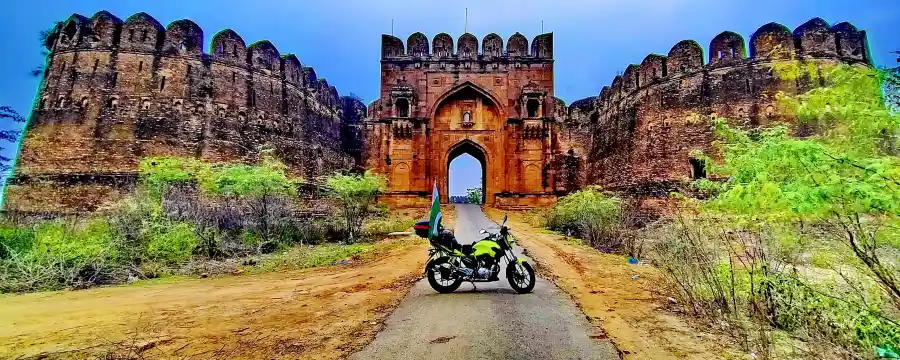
{"left": 363, "top": 32, "right": 573, "bottom": 208}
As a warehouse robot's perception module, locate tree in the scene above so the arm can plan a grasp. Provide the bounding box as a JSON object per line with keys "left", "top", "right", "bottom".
{"left": 205, "top": 150, "right": 299, "bottom": 249}
{"left": 325, "top": 171, "right": 385, "bottom": 242}
{"left": 698, "top": 62, "right": 900, "bottom": 309}
{"left": 465, "top": 187, "right": 482, "bottom": 204}
{"left": 0, "top": 106, "right": 26, "bottom": 178}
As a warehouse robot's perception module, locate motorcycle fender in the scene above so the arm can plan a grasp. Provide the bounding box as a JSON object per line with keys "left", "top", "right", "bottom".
{"left": 424, "top": 256, "right": 451, "bottom": 275}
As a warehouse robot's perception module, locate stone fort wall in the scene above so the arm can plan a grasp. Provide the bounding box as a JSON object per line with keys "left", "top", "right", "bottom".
{"left": 5, "top": 11, "right": 366, "bottom": 213}
{"left": 563, "top": 18, "right": 872, "bottom": 198}
{"left": 364, "top": 32, "right": 564, "bottom": 208}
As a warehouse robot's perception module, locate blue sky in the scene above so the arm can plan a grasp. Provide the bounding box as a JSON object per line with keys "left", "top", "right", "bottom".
{"left": 1, "top": 0, "right": 898, "bottom": 193}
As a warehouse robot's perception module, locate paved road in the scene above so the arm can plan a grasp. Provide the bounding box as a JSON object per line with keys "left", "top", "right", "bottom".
{"left": 350, "top": 204, "right": 620, "bottom": 360}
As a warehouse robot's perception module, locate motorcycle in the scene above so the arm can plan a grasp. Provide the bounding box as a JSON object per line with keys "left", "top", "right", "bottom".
{"left": 413, "top": 215, "right": 536, "bottom": 294}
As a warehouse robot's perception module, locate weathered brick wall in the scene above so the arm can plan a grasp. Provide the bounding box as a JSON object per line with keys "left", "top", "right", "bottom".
{"left": 564, "top": 18, "right": 872, "bottom": 197}
{"left": 364, "top": 32, "right": 563, "bottom": 208}
{"left": 5, "top": 11, "right": 364, "bottom": 213}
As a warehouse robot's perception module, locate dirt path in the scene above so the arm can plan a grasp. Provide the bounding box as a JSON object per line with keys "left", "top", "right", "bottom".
{"left": 0, "top": 237, "right": 430, "bottom": 359}
{"left": 485, "top": 208, "right": 743, "bottom": 360}
{"left": 351, "top": 205, "right": 620, "bottom": 359}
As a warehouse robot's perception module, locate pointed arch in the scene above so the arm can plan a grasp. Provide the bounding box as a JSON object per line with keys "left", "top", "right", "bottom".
{"left": 445, "top": 139, "right": 489, "bottom": 204}
{"left": 430, "top": 81, "right": 506, "bottom": 119}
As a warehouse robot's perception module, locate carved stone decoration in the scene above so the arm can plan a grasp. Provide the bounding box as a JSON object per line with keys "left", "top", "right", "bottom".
{"left": 392, "top": 119, "right": 413, "bottom": 139}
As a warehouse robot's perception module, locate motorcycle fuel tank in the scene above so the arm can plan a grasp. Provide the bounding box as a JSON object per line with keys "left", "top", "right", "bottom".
{"left": 471, "top": 240, "right": 501, "bottom": 257}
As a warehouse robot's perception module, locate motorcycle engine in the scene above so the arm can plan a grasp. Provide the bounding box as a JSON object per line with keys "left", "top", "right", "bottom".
{"left": 476, "top": 267, "right": 491, "bottom": 278}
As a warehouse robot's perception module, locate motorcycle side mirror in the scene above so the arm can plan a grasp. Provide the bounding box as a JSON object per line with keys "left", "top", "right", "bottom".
{"left": 503, "top": 215, "right": 508, "bottom": 225}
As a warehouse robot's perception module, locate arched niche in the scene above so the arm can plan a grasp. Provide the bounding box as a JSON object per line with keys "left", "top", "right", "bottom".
{"left": 431, "top": 82, "right": 504, "bottom": 131}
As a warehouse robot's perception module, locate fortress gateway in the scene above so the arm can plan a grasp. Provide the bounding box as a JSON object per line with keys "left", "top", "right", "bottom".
{"left": 3, "top": 11, "right": 872, "bottom": 212}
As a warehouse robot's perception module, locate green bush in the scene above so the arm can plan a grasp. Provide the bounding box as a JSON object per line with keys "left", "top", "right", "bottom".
{"left": 0, "top": 223, "right": 36, "bottom": 259}
{"left": 548, "top": 187, "right": 624, "bottom": 251}
{"left": 146, "top": 222, "right": 199, "bottom": 265}
{"left": 648, "top": 63, "right": 900, "bottom": 358}
{"left": 0, "top": 218, "right": 122, "bottom": 292}
{"left": 33, "top": 219, "right": 118, "bottom": 264}
{"left": 325, "top": 171, "right": 386, "bottom": 241}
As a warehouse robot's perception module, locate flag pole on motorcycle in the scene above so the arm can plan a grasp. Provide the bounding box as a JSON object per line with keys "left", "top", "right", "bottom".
{"left": 428, "top": 183, "right": 442, "bottom": 240}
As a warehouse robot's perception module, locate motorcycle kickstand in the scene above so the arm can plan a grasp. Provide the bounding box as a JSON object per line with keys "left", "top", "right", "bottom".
{"left": 470, "top": 281, "right": 477, "bottom": 291}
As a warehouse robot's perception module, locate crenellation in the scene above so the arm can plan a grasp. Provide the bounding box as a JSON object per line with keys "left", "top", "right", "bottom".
{"left": 750, "top": 22, "right": 794, "bottom": 59}
{"left": 7, "top": 10, "right": 359, "bottom": 213}
{"left": 793, "top": 18, "right": 837, "bottom": 58}
{"left": 709, "top": 31, "right": 747, "bottom": 66}
{"left": 565, "top": 17, "right": 872, "bottom": 199}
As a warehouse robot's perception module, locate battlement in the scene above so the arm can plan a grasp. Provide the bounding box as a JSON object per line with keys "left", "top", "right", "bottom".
{"left": 563, "top": 17, "right": 873, "bottom": 195}
{"left": 7, "top": 10, "right": 366, "bottom": 213}
{"left": 381, "top": 32, "right": 553, "bottom": 61}
{"left": 593, "top": 18, "right": 869, "bottom": 108}
{"left": 44, "top": 11, "right": 342, "bottom": 108}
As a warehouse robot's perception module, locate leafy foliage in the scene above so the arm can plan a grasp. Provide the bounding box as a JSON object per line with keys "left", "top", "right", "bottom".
{"left": 466, "top": 187, "right": 483, "bottom": 204}
{"left": 325, "top": 171, "right": 386, "bottom": 241}
{"left": 654, "top": 63, "right": 900, "bottom": 357}
{"left": 0, "top": 106, "right": 26, "bottom": 177}
{"left": 1, "top": 153, "right": 392, "bottom": 293}
{"left": 547, "top": 187, "right": 624, "bottom": 251}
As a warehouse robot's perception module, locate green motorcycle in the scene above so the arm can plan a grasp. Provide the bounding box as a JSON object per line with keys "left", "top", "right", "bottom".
{"left": 413, "top": 215, "right": 536, "bottom": 294}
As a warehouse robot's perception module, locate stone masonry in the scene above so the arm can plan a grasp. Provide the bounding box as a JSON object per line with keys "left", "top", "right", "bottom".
{"left": 5, "top": 11, "right": 365, "bottom": 213}
{"left": 3, "top": 13, "right": 874, "bottom": 212}
{"left": 563, "top": 18, "right": 871, "bottom": 208}
{"left": 364, "top": 32, "right": 572, "bottom": 208}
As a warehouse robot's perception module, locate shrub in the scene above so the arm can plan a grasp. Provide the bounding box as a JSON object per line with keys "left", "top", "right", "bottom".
{"left": 33, "top": 219, "right": 118, "bottom": 264}
{"left": 0, "top": 223, "right": 36, "bottom": 259}
{"left": 648, "top": 63, "right": 900, "bottom": 358}
{"left": 0, "top": 218, "right": 122, "bottom": 292}
{"left": 325, "top": 171, "right": 386, "bottom": 241}
{"left": 146, "top": 222, "right": 198, "bottom": 265}
{"left": 548, "top": 187, "right": 624, "bottom": 252}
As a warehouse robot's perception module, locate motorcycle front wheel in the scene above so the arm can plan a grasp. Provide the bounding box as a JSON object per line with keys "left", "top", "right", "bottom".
{"left": 507, "top": 261, "right": 536, "bottom": 294}
{"left": 427, "top": 257, "right": 463, "bottom": 293}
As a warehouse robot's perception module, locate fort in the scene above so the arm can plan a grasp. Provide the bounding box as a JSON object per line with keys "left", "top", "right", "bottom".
{"left": 2, "top": 11, "right": 873, "bottom": 212}
{"left": 565, "top": 18, "right": 871, "bottom": 202}
{"left": 4, "top": 11, "right": 366, "bottom": 212}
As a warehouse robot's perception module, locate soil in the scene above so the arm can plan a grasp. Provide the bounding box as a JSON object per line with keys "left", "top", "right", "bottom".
{"left": 0, "top": 235, "right": 430, "bottom": 359}
{"left": 485, "top": 208, "right": 745, "bottom": 360}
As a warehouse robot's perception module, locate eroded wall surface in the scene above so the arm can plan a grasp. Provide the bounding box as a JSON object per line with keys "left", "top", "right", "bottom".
{"left": 363, "top": 32, "right": 570, "bottom": 208}
{"left": 6, "top": 11, "right": 365, "bottom": 213}
{"left": 563, "top": 19, "right": 871, "bottom": 206}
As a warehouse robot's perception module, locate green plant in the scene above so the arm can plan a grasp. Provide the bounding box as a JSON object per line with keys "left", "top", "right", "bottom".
{"left": 0, "top": 222, "right": 36, "bottom": 259}
{"left": 548, "top": 187, "right": 624, "bottom": 252}
{"left": 146, "top": 222, "right": 199, "bottom": 265}
{"left": 325, "top": 171, "right": 386, "bottom": 242}
{"left": 651, "top": 63, "right": 900, "bottom": 358}
{"left": 466, "top": 187, "right": 483, "bottom": 204}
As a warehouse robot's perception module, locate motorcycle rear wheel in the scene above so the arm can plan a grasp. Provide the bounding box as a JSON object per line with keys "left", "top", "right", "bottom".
{"left": 507, "top": 261, "right": 536, "bottom": 294}
{"left": 427, "top": 257, "right": 463, "bottom": 293}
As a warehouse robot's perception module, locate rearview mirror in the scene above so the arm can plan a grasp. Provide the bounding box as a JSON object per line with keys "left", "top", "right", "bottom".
{"left": 503, "top": 215, "right": 508, "bottom": 225}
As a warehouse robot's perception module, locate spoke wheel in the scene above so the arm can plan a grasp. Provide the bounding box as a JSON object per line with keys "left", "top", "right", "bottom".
{"left": 506, "top": 261, "right": 536, "bottom": 294}
{"left": 427, "top": 257, "right": 462, "bottom": 293}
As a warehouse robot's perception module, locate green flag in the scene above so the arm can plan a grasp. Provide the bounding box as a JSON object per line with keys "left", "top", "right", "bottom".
{"left": 428, "top": 183, "right": 442, "bottom": 239}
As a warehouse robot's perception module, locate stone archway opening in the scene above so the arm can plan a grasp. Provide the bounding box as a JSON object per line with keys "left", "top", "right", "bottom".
{"left": 447, "top": 141, "right": 486, "bottom": 204}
